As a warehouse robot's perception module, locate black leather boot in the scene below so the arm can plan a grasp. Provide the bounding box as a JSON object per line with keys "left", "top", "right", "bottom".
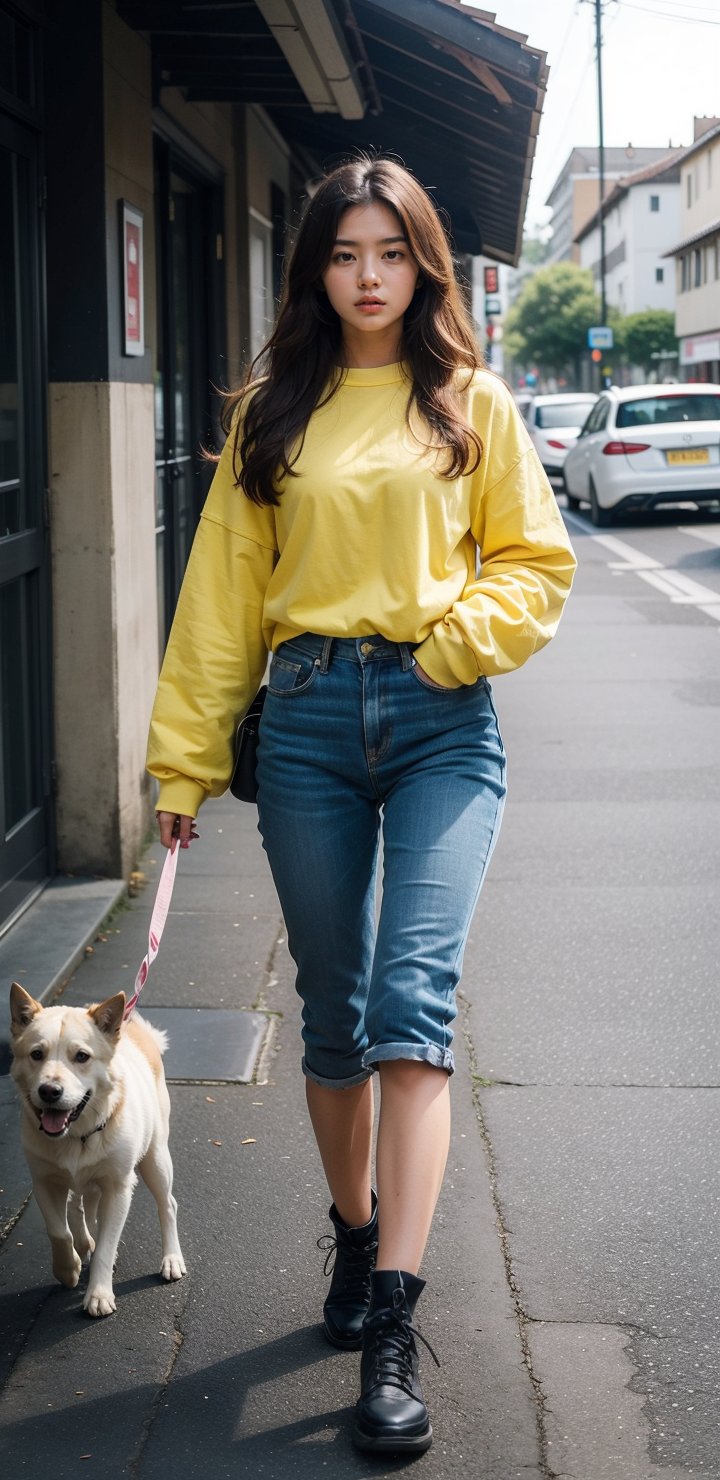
{"left": 353, "top": 1268, "right": 439, "bottom": 1454}
{"left": 318, "top": 1192, "right": 378, "bottom": 1349}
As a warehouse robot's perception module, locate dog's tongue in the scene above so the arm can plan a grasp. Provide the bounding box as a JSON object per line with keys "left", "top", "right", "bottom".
{"left": 41, "top": 1109, "right": 70, "bottom": 1135}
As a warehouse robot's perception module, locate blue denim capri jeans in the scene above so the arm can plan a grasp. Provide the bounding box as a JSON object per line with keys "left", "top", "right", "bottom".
{"left": 256, "top": 634, "right": 506, "bottom": 1089}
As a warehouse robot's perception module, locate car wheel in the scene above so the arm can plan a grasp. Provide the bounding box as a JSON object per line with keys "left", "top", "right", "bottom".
{"left": 565, "top": 488, "right": 581, "bottom": 511}
{"left": 589, "top": 477, "right": 613, "bottom": 527}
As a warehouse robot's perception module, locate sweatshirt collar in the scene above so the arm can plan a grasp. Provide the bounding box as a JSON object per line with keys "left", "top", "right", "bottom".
{"left": 339, "top": 362, "right": 407, "bottom": 387}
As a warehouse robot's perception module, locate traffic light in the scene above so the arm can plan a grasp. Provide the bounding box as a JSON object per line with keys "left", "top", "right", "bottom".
{"left": 484, "top": 265, "right": 498, "bottom": 294}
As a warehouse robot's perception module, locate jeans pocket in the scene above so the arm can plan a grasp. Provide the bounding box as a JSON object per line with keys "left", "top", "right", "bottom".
{"left": 409, "top": 662, "right": 455, "bottom": 693}
{"left": 268, "top": 651, "right": 320, "bottom": 696}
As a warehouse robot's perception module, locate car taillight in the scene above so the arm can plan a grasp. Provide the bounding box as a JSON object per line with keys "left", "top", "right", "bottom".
{"left": 602, "top": 441, "right": 651, "bottom": 455}
{"left": 546, "top": 439, "right": 567, "bottom": 449}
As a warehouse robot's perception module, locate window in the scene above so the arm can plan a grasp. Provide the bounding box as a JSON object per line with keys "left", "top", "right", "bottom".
{"left": 715, "top": 240, "right": 719, "bottom": 281}
{"left": 687, "top": 172, "right": 692, "bottom": 207}
{"left": 534, "top": 400, "right": 597, "bottom": 430}
{"left": 694, "top": 249, "right": 702, "bottom": 288}
{"left": 708, "top": 151, "right": 712, "bottom": 188}
{"left": 582, "top": 399, "right": 610, "bottom": 435}
{"left": 680, "top": 255, "right": 689, "bottom": 292}
{"left": 617, "top": 393, "right": 720, "bottom": 429}
{"left": 248, "top": 208, "right": 274, "bottom": 362}
{"left": 656, "top": 266, "right": 664, "bottom": 283}
{"left": 650, "top": 194, "right": 660, "bottom": 212}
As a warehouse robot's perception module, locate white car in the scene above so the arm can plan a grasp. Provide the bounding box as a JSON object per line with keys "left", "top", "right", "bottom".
{"left": 563, "top": 383, "right": 720, "bottom": 526}
{"left": 524, "top": 393, "right": 598, "bottom": 475}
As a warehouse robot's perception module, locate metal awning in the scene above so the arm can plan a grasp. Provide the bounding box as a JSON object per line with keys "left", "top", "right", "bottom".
{"left": 117, "top": 0, "right": 548, "bottom": 263}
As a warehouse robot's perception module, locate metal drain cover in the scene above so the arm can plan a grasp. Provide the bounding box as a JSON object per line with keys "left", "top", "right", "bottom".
{"left": 140, "top": 1008, "right": 268, "bottom": 1083}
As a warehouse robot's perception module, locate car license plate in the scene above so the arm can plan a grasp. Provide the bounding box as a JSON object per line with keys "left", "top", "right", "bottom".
{"left": 666, "top": 448, "right": 709, "bottom": 465}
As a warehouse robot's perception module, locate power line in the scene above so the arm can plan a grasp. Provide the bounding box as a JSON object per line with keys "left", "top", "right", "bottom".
{"left": 618, "top": 0, "right": 720, "bottom": 25}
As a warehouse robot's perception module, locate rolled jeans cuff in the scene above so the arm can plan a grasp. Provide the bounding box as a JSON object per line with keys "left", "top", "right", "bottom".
{"left": 363, "top": 1042, "right": 455, "bottom": 1076}
{"left": 301, "top": 1056, "right": 374, "bottom": 1090}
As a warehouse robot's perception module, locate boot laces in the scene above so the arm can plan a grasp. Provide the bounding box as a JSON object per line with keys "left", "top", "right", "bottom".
{"left": 364, "top": 1290, "right": 440, "bottom": 1395}
{"left": 317, "top": 1234, "right": 375, "bottom": 1296}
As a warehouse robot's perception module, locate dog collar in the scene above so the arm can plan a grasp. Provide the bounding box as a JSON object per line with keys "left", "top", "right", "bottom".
{"left": 80, "top": 1120, "right": 107, "bottom": 1144}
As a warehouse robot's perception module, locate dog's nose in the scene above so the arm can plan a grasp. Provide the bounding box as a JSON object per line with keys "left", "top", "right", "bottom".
{"left": 38, "top": 1082, "right": 64, "bottom": 1104}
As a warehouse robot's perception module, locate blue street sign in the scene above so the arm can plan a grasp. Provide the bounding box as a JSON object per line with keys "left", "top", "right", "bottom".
{"left": 588, "top": 326, "right": 614, "bottom": 349}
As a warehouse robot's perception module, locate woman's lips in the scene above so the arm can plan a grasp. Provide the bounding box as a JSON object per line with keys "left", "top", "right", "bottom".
{"left": 356, "top": 300, "right": 385, "bottom": 313}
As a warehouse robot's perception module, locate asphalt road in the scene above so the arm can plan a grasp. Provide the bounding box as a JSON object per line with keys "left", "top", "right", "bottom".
{"left": 465, "top": 496, "right": 720, "bottom": 1479}
{"left": 1, "top": 495, "right": 718, "bottom": 1479}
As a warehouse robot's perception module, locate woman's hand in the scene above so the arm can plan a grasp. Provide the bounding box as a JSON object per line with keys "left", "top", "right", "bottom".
{"left": 157, "top": 812, "right": 199, "bottom": 850}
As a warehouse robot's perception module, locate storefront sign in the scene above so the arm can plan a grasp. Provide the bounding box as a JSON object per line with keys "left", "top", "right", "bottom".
{"left": 120, "top": 200, "right": 144, "bottom": 356}
{"left": 680, "top": 331, "right": 720, "bottom": 365}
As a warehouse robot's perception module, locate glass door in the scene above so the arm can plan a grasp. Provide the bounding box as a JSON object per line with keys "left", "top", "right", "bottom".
{"left": 0, "top": 110, "right": 53, "bottom": 932}
{"left": 154, "top": 139, "right": 222, "bottom": 646}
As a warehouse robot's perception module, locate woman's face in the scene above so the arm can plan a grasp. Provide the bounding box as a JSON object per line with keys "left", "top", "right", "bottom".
{"left": 321, "top": 201, "right": 420, "bottom": 345}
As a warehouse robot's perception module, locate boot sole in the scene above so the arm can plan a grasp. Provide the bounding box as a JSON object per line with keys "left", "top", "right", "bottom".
{"left": 322, "top": 1321, "right": 363, "bottom": 1351}
{"left": 352, "top": 1421, "right": 433, "bottom": 1455}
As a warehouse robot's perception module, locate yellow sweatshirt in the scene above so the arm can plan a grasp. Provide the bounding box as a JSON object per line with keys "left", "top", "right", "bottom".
{"left": 147, "top": 364, "right": 576, "bottom": 818}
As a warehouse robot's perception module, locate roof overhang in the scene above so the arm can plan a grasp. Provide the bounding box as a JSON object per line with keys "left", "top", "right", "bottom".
{"left": 116, "top": 0, "right": 549, "bottom": 263}
{"left": 663, "top": 215, "right": 720, "bottom": 258}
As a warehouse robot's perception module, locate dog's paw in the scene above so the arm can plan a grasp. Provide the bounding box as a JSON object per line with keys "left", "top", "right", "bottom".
{"left": 160, "top": 1253, "right": 187, "bottom": 1282}
{"left": 75, "top": 1234, "right": 96, "bottom": 1261}
{"left": 53, "top": 1249, "right": 82, "bottom": 1288}
{"left": 84, "top": 1287, "right": 116, "bottom": 1317}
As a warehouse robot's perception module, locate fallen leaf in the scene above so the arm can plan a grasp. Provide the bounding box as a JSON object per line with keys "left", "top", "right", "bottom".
{"left": 205, "top": 1096, "right": 216, "bottom": 1103}
{"left": 242, "top": 1138, "right": 256, "bottom": 1146}
{"left": 211, "top": 1140, "right": 222, "bottom": 1147}
{"left": 75, "top": 1390, "right": 84, "bottom": 1396}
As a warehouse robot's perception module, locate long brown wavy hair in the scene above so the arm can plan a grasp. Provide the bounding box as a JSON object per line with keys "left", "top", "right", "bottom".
{"left": 224, "top": 156, "right": 484, "bottom": 506}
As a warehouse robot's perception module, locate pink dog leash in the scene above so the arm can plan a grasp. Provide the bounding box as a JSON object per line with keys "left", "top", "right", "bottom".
{"left": 124, "top": 844, "right": 179, "bottom": 1019}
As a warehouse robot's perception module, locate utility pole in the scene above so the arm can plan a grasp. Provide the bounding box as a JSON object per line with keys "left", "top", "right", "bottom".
{"left": 594, "top": 0, "right": 607, "bottom": 329}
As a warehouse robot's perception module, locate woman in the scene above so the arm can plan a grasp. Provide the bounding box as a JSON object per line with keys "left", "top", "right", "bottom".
{"left": 147, "top": 156, "right": 576, "bottom": 1455}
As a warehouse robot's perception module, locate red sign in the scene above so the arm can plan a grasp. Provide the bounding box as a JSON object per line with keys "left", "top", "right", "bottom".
{"left": 484, "top": 265, "right": 498, "bottom": 294}
{"left": 125, "top": 222, "right": 141, "bottom": 345}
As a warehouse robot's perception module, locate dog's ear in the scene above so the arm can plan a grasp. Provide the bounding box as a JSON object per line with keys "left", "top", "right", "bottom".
{"left": 88, "top": 993, "right": 126, "bottom": 1038}
{"left": 10, "top": 982, "right": 43, "bottom": 1036}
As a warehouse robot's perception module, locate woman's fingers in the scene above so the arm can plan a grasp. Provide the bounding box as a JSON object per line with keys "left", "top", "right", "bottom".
{"left": 157, "top": 811, "right": 198, "bottom": 849}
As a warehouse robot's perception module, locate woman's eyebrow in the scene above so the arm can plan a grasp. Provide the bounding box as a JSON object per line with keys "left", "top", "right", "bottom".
{"left": 333, "top": 235, "right": 407, "bottom": 246}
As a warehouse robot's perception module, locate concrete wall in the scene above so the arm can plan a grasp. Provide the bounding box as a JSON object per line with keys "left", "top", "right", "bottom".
{"left": 48, "top": 7, "right": 157, "bottom": 878}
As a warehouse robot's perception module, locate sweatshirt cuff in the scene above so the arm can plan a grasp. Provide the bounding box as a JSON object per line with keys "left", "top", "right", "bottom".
{"left": 154, "top": 775, "right": 208, "bottom": 819}
{"left": 413, "top": 625, "right": 480, "bottom": 688}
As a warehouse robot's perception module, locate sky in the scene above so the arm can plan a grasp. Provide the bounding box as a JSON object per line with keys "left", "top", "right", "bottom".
{"left": 464, "top": 0, "right": 720, "bottom": 233}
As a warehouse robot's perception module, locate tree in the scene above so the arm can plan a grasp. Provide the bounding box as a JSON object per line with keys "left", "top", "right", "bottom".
{"left": 615, "top": 310, "right": 679, "bottom": 375}
{"left": 505, "top": 263, "right": 599, "bottom": 382}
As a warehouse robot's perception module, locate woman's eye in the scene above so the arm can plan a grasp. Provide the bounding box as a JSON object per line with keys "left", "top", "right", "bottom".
{"left": 385, "top": 250, "right": 404, "bottom": 261}
{"left": 30, "top": 1048, "right": 44, "bottom": 1062}
{"left": 333, "top": 252, "right": 354, "bottom": 264}
{"left": 74, "top": 1051, "right": 91, "bottom": 1064}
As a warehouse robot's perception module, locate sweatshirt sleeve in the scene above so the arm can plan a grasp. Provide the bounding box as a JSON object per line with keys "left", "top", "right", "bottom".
{"left": 413, "top": 376, "right": 577, "bottom": 686}
{"left": 146, "top": 433, "right": 277, "bottom": 818}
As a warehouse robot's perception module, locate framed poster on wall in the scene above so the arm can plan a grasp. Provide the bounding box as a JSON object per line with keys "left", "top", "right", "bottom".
{"left": 120, "top": 200, "right": 144, "bottom": 356}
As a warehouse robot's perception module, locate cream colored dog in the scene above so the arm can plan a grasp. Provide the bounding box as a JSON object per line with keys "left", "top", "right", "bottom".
{"left": 10, "top": 982, "right": 186, "bottom": 1317}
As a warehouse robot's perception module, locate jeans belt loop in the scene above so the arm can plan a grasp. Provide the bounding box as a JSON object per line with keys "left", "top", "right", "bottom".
{"left": 319, "top": 636, "right": 334, "bottom": 672}
{"left": 399, "top": 643, "right": 414, "bottom": 672}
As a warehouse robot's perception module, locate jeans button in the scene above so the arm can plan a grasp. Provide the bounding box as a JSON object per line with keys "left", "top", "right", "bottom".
{"left": 360, "top": 642, "right": 374, "bottom": 656}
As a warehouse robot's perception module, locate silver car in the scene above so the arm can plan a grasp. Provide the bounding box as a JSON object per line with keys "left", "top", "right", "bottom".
{"left": 563, "top": 384, "right": 720, "bottom": 525}
{"left": 524, "top": 393, "right": 598, "bottom": 475}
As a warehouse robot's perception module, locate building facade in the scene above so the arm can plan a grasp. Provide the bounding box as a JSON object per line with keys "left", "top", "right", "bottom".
{"left": 546, "top": 145, "right": 676, "bottom": 266}
{"left": 664, "top": 120, "right": 720, "bottom": 384}
{"left": 575, "top": 153, "right": 682, "bottom": 316}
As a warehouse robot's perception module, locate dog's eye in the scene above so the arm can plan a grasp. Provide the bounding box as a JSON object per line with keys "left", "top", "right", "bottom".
{"left": 30, "top": 1048, "right": 45, "bottom": 1061}
{"left": 74, "top": 1051, "right": 91, "bottom": 1064}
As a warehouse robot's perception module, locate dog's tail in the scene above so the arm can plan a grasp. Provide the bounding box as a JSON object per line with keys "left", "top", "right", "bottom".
{"left": 130, "top": 1012, "right": 169, "bottom": 1055}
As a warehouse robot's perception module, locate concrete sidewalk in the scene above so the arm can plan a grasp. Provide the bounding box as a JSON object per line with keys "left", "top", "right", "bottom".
{"left": 0, "top": 796, "right": 543, "bottom": 1480}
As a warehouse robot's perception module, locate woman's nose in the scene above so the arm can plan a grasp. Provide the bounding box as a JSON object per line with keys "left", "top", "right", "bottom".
{"left": 358, "top": 262, "right": 380, "bottom": 286}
